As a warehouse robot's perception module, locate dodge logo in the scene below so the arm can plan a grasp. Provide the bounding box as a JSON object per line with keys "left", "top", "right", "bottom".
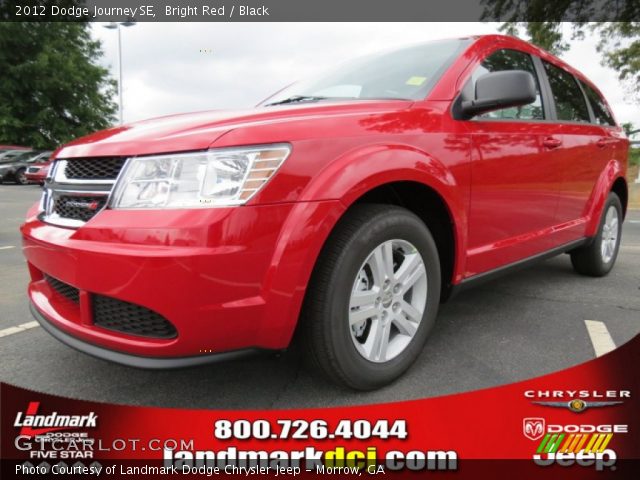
{"left": 66, "top": 200, "right": 99, "bottom": 210}
{"left": 523, "top": 417, "right": 545, "bottom": 441}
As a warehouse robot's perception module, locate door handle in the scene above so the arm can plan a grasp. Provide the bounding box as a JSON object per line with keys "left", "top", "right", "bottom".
{"left": 597, "top": 138, "right": 612, "bottom": 148}
{"left": 542, "top": 137, "right": 562, "bottom": 149}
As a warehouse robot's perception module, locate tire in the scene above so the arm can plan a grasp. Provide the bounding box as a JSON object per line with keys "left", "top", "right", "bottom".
{"left": 15, "top": 168, "right": 28, "bottom": 185}
{"left": 570, "top": 193, "right": 622, "bottom": 277}
{"left": 300, "top": 204, "right": 441, "bottom": 390}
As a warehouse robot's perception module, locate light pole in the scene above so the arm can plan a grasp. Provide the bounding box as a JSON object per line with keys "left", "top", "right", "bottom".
{"left": 104, "top": 20, "right": 136, "bottom": 125}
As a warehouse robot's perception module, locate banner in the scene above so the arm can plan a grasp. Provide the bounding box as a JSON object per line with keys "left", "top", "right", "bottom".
{"left": 2, "top": 334, "right": 638, "bottom": 478}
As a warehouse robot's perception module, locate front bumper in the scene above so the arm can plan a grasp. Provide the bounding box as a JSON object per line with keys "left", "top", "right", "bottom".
{"left": 25, "top": 171, "right": 46, "bottom": 183}
{"left": 31, "top": 302, "right": 261, "bottom": 368}
{"left": 22, "top": 200, "right": 343, "bottom": 361}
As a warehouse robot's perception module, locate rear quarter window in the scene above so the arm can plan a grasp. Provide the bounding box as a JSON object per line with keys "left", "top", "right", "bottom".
{"left": 580, "top": 81, "right": 616, "bottom": 126}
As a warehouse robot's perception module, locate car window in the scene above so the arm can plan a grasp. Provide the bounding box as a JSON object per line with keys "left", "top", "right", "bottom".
{"left": 579, "top": 81, "right": 616, "bottom": 126}
{"left": 543, "top": 61, "right": 591, "bottom": 123}
{"left": 0, "top": 151, "right": 24, "bottom": 162}
{"left": 263, "top": 38, "right": 470, "bottom": 104}
{"left": 471, "top": 49, "right": 544, "bottom": 120}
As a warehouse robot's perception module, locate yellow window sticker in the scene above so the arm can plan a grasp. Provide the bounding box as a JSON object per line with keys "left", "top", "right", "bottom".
{"left": 406, "top": 76, "right": 427, "bottom": 86}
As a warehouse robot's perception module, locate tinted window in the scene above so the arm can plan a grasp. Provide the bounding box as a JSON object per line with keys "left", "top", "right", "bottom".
{"left": 580, "top": 81, "right": 616, "bottom": 126}
{"left": 543, "top": 61, "right": 591, "bottom": 123}
{"left": 471, "top": 49, "right": 544, "bottom": 120}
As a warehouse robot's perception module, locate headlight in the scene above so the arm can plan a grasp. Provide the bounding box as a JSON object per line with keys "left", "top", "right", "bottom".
{"left": 110, "top": 144, "right": 291, "bottom": 209}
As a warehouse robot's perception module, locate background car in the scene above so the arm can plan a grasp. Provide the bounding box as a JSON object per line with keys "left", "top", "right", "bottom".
{"left": 0, "top": 149, "right": 33, "bottom": 162}
{"left": 0, "top": 150, "right": 48, "bottom": 185}
{"left": 0, "top": 144, "right": 30, "bottom": 154}
{"left": 25, "top": 152, "right": 54, "bottom": 185}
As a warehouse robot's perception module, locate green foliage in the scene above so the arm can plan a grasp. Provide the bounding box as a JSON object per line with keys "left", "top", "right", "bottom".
{"left": 0, "top": 22, "right": 116, "bottom": 149}
{"left": 592, "top": 22, "right": 640, "bottom": 102}
{"left": 495, "top": 20, "right": 639, "bottom": 104}
{"left": 624, "top": 122, "right": 640, "bottom": 166}
{"left": 482, "top": 0, "right": 639, "bottom": 103}
{"left": 499, "top": 22, "right": 569, "bottom": 55}
{"left": 622, "top": 122, "right": 636, "bottom": 136}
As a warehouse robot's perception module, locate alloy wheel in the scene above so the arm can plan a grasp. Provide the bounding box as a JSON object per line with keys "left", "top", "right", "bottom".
{"left": 601, "top": 205, "right": 619, "bottom": 263}
{"left": 348, "top": 239, "right": 427, "bottom": 363}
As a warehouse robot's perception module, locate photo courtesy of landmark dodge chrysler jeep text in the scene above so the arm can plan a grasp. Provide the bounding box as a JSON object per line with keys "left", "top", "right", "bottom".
{"left": 22, "top": 35, "right": 628, "bottom": 390}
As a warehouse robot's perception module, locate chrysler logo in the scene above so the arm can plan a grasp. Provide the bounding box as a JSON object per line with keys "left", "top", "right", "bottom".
{"left": 523, "top": 417, "right": 545, "bottom": 441}
{"left": 532, "top": 400, "right": 623, "bottom": 413}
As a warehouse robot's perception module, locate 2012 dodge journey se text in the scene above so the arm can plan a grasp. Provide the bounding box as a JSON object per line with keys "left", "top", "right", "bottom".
{"left": 22, "top": 35, "right": 629, "bottom": 390}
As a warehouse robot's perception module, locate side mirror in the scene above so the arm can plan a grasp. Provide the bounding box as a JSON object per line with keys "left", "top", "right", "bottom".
{"left": 460, "top": 70, "right": 537, "bottom": 118}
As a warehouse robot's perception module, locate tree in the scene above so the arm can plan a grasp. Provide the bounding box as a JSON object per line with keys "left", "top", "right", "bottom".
{"left": 0, "top": 22, "right": 116, "bottom": 149}
{"left": 498, "top": 22, "right": 570, "bottom": 55}
{"left": 496, "top": 21, "right": 639, "bottom": 102}
{"left": 622, "top": 122, "right": 637, "bottom": 136}
{"left": 480, "top": 1, "right": 639, "bottom": 102}
{"left": 593, "top": 22, "right": 640, "bottom": 102}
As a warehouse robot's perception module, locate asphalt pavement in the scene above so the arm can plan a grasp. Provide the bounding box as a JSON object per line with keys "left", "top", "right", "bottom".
{"left": 1, "top": 184, "right": 639, "bottom": 409}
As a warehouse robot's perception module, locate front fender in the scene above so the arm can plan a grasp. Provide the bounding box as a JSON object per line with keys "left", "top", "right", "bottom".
{"left": 299, "top": 143, "right": 459, "bottom": 206}
{"left": 259, "top": 199, "right": 346, "bottom": 348}
{"left": 301, "top": 143, "right": 468, "bottom": 282}
{"left": 260, "top": 144, "right": 469, "bottom": 347}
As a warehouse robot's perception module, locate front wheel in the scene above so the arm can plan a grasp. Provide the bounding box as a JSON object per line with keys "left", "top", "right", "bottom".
{"left": 570, "top": 193, "right": 623, "bottom": 277}
{"left": 301, "top": 204, "right": 441, "bottom": 390}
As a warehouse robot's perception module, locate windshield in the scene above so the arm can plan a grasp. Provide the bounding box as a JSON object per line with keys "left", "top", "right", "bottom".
{"left": 33, "top": 151, "right": 53, "bottom": 162}
{"left": 263, "top": 38, "right": 469, "bottom": 106}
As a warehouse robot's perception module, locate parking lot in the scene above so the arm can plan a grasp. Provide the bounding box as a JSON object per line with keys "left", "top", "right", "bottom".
{"left": 1, "top": 183, "right": 639, "bottom": 409}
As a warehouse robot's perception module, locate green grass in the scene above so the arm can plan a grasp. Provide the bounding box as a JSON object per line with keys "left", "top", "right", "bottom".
{"left": 630, "top": 148, "right": 640, "bottom": 167}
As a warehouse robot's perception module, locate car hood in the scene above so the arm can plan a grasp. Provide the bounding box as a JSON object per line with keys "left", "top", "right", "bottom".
{"left": 56, "top": 101, "right": 412, "bottom": 158}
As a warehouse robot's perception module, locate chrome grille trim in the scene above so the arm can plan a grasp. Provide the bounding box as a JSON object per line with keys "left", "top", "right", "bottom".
{"left": 40, "top": 157, "right": 128, "bottom": 229}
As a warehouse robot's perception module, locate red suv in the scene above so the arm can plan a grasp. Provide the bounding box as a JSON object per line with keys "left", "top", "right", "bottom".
{"left": 22, "top": 35, "right": 628, "bottom": 389}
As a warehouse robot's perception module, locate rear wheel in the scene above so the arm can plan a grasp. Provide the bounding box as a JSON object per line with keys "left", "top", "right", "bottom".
{"left": 15, "top": 168, "right": 28, "bottom": 185}
{"left": 570, "top": 193, "right": 622, "bottom": 277}
{"left": 301, "top": 204, "right": 441, "bottom": 390}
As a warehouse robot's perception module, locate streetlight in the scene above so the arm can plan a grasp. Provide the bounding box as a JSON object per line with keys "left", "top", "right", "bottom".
{"left": 104, "top": 19, "right": 136, "bottom": 125}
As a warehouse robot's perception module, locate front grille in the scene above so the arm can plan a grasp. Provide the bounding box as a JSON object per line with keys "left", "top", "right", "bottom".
{"left": 93, "top": 295, "right": 177, "bottom": 339}
{"left": 41, "top": 157, "right": 126, "bottom": 228}
{"left": 64, "top": 157, "right": 127, "bottom": 181}
{"left": 27, "top": 166, "right": 40, "bottom": 174}
{"left": 45, "top": 274, "right": 80, "bottom": 304}
{"left": 53, "top": 195, "right": 108, "bottom": 222}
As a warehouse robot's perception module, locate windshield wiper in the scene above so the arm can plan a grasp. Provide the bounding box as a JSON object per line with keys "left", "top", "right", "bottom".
{"left": 264, "top": 95, "right": 328, "bottom": 107}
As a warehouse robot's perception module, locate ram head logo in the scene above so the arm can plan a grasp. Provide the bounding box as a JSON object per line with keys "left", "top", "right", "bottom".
{"left": 523, "top": 417, "right": 545, "bottom": 441}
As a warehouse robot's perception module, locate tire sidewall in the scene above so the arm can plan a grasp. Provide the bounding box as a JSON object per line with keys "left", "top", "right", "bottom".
{"left": 16, "top": 168, "right": 28, "bottom": 185}
{"left": 595, "top": 194, "right": 623, "bottom": 273}
{"left": 323, "top": 209, "right": 441, "bottom": 388}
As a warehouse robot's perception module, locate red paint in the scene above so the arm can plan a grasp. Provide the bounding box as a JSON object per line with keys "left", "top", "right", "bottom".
{"left": 0, "top": 144, "right": 31, "bottom": 150}
{"left": 21, "top": 35, "right": 629, "bottom": 359}
{"left": 24, "top": 163, "right": 50, "bottom": 184}
{"left": 25, "top": 151, "right": 57, "bottom": 184}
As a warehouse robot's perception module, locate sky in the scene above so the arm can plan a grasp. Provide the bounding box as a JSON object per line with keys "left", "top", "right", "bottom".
{"left": 91, "top": 22, "right": 639, "bottom": 128}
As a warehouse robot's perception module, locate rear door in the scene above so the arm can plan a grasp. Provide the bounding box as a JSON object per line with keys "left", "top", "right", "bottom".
{"left": 540, "top": 61, "right": 615, "bottom": 245}
{"left": 464, "top": 49, "right": 564, "bottom": 276}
